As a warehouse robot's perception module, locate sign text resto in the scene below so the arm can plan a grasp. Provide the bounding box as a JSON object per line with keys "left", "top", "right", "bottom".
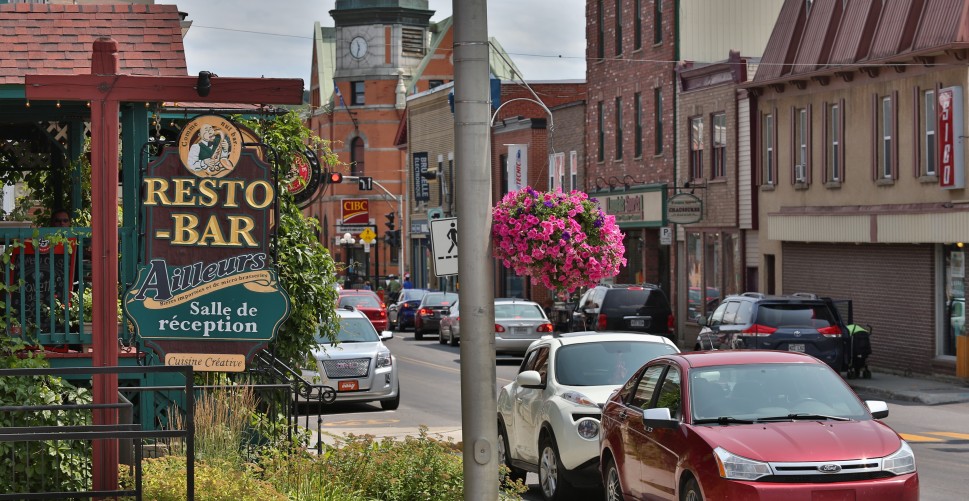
{"left": 123, "top": 115, "right": 290, "bottom": 367}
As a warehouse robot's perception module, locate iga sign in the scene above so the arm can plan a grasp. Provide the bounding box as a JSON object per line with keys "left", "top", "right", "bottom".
{"left": 342, "top": 198, "right": 370, "bottom": 225}
{"left": 938, "top": 86, "right": 965, "bottom": 189}
{"left": 123, "top": 115, "right": 291, "bottom": 367}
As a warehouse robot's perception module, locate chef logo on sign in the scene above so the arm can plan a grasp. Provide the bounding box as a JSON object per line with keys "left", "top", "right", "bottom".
{"left": 179, "top": 115, "right": 243, "bottom": 178}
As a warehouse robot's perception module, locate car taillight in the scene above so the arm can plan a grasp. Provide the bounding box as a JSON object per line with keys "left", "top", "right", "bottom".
{"left": 379, "top": 311, "right": 387, "bottom": 318}
{"left": 419, "top": 308, "right": 431, "bottom": 316}
{"left": 741, "top": 324, "right": 777, "bottom": 336}
{"left": 537, "top": 323, "right": 553, "bottom": 333}
{"left": 495, "top": 324, "right": 505, "bottom": 333}
{"left": 667, "top": 314, "right": 675, "bottom": 332}
{"left": 597, "top": 313, "right": 607, "bottom": 330}
{"left": 818, "top": 325, "right": 842, "bottom": 337}
{"left": 380, "top": 302, "right": 386, "bottom": 309}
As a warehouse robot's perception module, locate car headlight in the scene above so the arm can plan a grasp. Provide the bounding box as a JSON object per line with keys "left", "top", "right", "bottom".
{"left": 576, "top": 418, "right": 600, "bottom": 440}
{"left": 561, "top": 390, "right": 598, "bottom": 408}
{"left": 713, "top": 447, "right": 772, "bottom": 481}
{"left": 882, "top": 441, "right": 916, "bottom": 475}
{"left": 376, "top": 351, "right": 393, "bottom": 369}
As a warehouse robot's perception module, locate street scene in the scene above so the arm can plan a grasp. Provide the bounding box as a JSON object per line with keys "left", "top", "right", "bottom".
{"left": 1, "top": 0, "right": 969, "bottom": 500}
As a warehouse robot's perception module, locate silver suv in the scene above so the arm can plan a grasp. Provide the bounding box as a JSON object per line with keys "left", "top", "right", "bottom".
{"left": 302, "top": 307, "right": 400, "bottom": 410}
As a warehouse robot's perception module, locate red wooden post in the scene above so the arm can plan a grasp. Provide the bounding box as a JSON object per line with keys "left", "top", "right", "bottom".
{"left": 26, "top": 37, "right": 303, "bottom": 494}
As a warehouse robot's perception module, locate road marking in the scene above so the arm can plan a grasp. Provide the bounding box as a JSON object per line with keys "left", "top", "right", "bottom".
{"left": 323, "top": 418, "right": 400, "bottom": 427}
{"left": 395, "top": 355, "right": 514, "bottom": 384}
{"left": 925, "top": 432, "right": 969, "bottom": 440}
{"left": 899, "top": 433, "right": 945, "bottom": 443}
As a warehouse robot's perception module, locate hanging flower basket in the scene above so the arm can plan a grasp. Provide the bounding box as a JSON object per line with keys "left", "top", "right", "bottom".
{"left": 492, "top": 187, "right": 626, "bottom": 297}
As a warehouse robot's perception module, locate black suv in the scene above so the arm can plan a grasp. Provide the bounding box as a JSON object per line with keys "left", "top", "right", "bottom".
{"left": 696, "top": 292, "right": 849, "bottom": 371}
{"left": 567, "top": 284, "right": 675, "bottom": 341}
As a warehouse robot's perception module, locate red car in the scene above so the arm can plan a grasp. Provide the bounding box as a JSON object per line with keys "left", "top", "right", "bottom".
{"left": 599, "top": 350, "right": 918, "bottom": 501}
{"left": 338, "top": 290, "right": 388, "bottom": 332}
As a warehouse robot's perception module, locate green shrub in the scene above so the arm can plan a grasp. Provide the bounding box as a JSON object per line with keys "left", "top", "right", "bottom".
{"left": 127, "top": 456, "right": 287, "bottom": 501}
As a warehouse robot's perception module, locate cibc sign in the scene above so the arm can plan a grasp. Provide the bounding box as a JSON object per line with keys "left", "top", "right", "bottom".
{"left": 342, "top": 198, "right": 370, "bottom": 225}
{"left": 939, "top": 86, "right": 965, "bottom": 190}
{"left": 123, "top": 115, "right": 291, "bottom": 369}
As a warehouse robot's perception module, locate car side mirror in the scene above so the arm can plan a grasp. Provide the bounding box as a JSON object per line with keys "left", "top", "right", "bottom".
{"left": 642, "top": 407, "right": 678, "bottom": 429}
{"left": 696, "top": 316, "right": 708, "bottom": 327}
{"left": 380, "top": 330, "right": 394, "bottom": 340}
{"left": 516, "top": 370, "right": 544, "bottom": 389}
{"left": 865, "top": 400, "right": 889, "bottom": 419}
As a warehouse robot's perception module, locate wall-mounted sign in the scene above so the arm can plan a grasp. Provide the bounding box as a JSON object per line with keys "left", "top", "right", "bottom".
{"left": 507, "top": 144, "right": 528, "bottom": 192}
{"left": 413, "top": 152, "right": 430, "bottom": 202}
{"left": 939, "top": 86, "right": 965, "bottom": 190}
{"left": 286, "top": 148, "right": 323, "bottom": 208}
{"left": 123, "top": 115, "right": 291, "bottom": 368}
{"left": 666, "top": 193, "right": 703, "bottom": 224}
{"left": 341, "top": 198, "right": 370, "bottom": 225}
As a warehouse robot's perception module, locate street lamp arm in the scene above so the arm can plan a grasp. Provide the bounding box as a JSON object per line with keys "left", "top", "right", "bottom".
{"left": 490, "top": 97, "right": 554, "bottom": 130}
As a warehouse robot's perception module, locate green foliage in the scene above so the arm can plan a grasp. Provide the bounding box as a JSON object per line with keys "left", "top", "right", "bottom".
{"left": 124, "top": 456, "right": 288, "bottom": 501}
{"left": 236, "top": 111, "right": 341, "bottom": 368}
{"left": 2, "top": 138, "right": 92, "bottom": 225}
{"left": 0, "top": 337, "right": 92, "bottom": 494}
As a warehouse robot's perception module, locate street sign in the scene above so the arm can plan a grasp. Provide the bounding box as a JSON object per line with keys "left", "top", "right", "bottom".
{"left": 429, "top": 217, "right": 459, "bottom": 277}
{"left": 358, "top": 176, "right": 373, "bottom": 190}
{"left": 660, "top": 226, "right": 672, "bottom": 245}
{"left": 359, "top": 227, "right": 376, "bottom": 242}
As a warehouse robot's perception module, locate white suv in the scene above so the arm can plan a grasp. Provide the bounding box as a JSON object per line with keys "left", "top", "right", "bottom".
{"left": 497, "top": 332, "right": 679, "bottom": 500}
{"left": 302, "top": 307, "right": 400, "bottom": 410}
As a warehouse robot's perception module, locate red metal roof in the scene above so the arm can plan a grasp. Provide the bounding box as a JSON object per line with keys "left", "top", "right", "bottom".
{"left": 0, "top": 3, "right": 187, "bottom": 85}
{"left": 755, "top": 0, "right": 806, "bottom": 81}
{"left": 791, "top": 0, "right": 842, "bottom": 75}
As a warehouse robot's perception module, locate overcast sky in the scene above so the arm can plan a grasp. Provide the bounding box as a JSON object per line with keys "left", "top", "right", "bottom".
{"left": 158, "top": 1, "right": 587, "bottom": 85}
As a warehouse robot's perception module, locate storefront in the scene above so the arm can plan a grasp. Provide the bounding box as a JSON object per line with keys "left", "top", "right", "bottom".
{"left": 594, "top": 185, "right": 669, "bottom": 292}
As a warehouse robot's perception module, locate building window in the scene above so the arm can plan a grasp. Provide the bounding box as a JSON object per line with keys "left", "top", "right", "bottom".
{"left": 429, "top": 80, "right": 445, "bottom": 89}
{"left": 690, "top": 116, "right": 704, "bottom": 180}
{"left": 686, "top": 231, "right": 742, "bottom": 322}
{"left": 795, "top": 107, "right": 808, "bottom": 182}
{"left": 597, "top": 101, "right": 605, "bottom": 162}
{"left": 615, "top": 0, "right": 623, "bottom": 55}
{"left": 880, "top": 95, "right": 893, "bottom": 179}
{"left": 597, "top": 0, "right": 605, "bottom": 60}
{"left": 351, "top": 81, "right": 365, "bottom": 105}
{"left": 763, "top": 113, "right": 774, "bottom": 185}
{"left": 615, "top": 97, "right": 623, "bottom": 160}
{"left": 350, "top": 137, "right": 365, "bottom": 176}
{"left": 634, "top": 92, "right": 643, "bottom": 157}
{"left": 827, "top": 102, "right": 841, "bottom": 181}
{"left": 654, "top": 0, "right": 663, "bottom": 45}
{"left": 654, "top": 87, "right": 663, "bottom": 155}
{"left": 711, "top": 112, "right": 726, "bottom": 178}
{"left": 634, "top": 0, "right": 643, "bottom": 50}
{"left": 924, "top": 89, "right": 937, "bottom": 177}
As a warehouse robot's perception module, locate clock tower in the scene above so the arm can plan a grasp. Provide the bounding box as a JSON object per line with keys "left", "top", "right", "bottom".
{"left": 308, "top": 0, "right": 452, "bottom": 286}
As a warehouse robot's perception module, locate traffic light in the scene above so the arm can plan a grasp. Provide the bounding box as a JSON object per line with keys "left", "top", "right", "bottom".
{"left": 384, "top": 212, "right": 395, "bottom": 231}
{"left": 326, "top": 171, "right": 344, "bottom": 184}
{"left": 383, "top": 229, "right": 399, "bottom": 247}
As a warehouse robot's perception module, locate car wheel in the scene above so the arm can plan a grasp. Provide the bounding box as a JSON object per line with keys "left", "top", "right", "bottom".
{"left": 603, "top": 458, "right": 624, "bottom": 501}
{"left": 415, "top": 328, "right": 423, "bottom": 340}
{"left": 438, "top": 327, "right": 447, "bottom": 344}
{"left": 380, "top": 383, "right": 400, "bottom": 411}
{"left": 681, "top": 476, "right": 703, "bottom": 501}
{"left": 448, "top": 329, "right": 458, "bottom": 346}
{"left": 539, "top": 433, "right": 571, "bottom": 501}
{"left": 498, "top": 420, "right": 526, "bottom": 483}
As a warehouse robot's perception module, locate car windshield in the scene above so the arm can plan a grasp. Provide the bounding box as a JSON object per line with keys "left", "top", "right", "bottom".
{"left": 315, "top": 317, "right": 380, "bottom": 344}
{"left": 690, "top": 363, "right": 870, "bottom": 423}
{"left": 495, "top": 303, "right": 545, "bottom": 319}
{"left": 423, "top": 292, "right": 457, "bottom": 306}
{"left": 339, "top": 295, "right": 381, "bottom": 308}
{"left": 400, "top": 290, "right": 427, "bottom": 302}
{"left": 755, "top": 304, "right": 836, "bottom": 329}
{"left": 555, "top": 341, "right": 679, "bottom": 386}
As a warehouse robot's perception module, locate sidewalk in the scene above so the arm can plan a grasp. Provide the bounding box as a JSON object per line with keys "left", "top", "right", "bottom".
{"left": 845, "top": 371, "right": 969, "bottom": 406}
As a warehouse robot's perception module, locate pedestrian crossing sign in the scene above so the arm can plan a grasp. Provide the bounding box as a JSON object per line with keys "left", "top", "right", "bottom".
{"left": 429, "top": 217, "right": 458, "bottom": 277}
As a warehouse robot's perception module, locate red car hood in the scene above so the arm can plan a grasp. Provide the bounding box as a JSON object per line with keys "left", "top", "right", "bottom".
{"left": 691, "top": 420, "right": 902, "bottom": 462}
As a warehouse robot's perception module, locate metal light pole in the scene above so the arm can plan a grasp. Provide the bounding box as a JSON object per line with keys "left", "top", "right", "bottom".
{"left": 453, "top": 1, "right": 498, "bottom": 498}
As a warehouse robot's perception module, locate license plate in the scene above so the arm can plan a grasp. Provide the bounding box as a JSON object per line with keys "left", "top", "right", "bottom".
{"left": 338, "top": 380, "right": 359, "bottom": 392}
{"left": 630, "top": 319, "right": 645, "bottom": 327}
{"left": 788, "top": 343, "right": 805, "bottom": 353}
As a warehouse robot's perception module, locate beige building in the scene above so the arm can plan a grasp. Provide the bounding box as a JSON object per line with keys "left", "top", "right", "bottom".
{"left": 748, "top": 0, "right": 969, "bottom": 377}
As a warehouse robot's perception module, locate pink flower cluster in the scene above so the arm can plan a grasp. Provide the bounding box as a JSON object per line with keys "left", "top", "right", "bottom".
{"left": 492, "top": 187, "right": 626, "bottom": 297}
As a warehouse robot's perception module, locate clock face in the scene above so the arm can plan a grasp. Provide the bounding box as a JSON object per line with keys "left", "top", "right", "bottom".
{"left": 350, "top": 36, "right": 369, "bottom": 59}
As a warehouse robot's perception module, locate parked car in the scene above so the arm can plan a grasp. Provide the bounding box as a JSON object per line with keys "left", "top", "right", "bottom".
{"left": 687, "top": 286, "right": 721, "bottom": 321}
{"left": 337, "top": 289, "right": 389, "bottom": 332}
{"left": 696, "top": 292, "right": 848, "bottom": 371}
{"left": 388, "top": 288, "right": 428, "bottom": 331}
{"left": 414, "top": 291, "right": 458, "bottom": 339}
{"left": 497, "top": 332, "right": 679, "bottom": 501}
{"left": 568, "top": 284, "right": 675, "bottom": 341}
{"left": 599, "top": 350, "right": 918, "bottom": 501}
{"left": 301, "top": 306, "right": 400, "bottom": 410}
{"left": 440, "top": 298, "right": 554, "bottom": 354}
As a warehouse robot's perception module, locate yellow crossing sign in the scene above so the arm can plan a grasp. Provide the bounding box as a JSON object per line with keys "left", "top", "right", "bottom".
{"left": 359, "top": 227, "right": 376, "bottom": 242}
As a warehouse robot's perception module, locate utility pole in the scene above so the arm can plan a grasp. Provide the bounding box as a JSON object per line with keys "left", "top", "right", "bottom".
{"left": 454, "top": 1, "right": 498, "bottom": 499}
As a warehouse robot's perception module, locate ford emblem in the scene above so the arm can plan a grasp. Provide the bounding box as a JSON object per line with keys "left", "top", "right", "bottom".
{"left": 818, "top": 464, "right": 841, "bottom": 473}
